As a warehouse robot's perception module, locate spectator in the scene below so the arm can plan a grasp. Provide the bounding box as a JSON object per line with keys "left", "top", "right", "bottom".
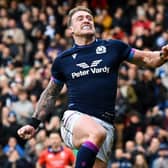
{"left": 0, "top": 145, "right": 7, "bottom": 168}
{"left": 35, "top": 129, "right": 48, "bottom": 148}
{"left": 163, "top": 107, "right": 168, "bottom": 130}
{"left": 44, "top": 15, "right": 57, "bottom": 40}
{"left": 146, "top": 137, "right": 160, "bottom": 168}
{"left": 4, "top": 60, "right": 17, "bottom": 79}
{"left": 3, "top": 136, "right": 24, "bottom": 158}
{"left": 134, "top": 131, "right": 146, "bottom": 154}
{"left": 0, "top": 1, "right": 168, "bottom": 167}
{"left": 24, "top": 137, "right": 38, "bottom": 167}
{"left": 8, "top": 0, "right": 22, "bottom": 21}
{"left": 133, "top": 69, "right": 158, "bottom": 114}
{"left": 2, "top": 110, "right": 25, "bottom": 147}
{"left": 36, "top": 131, "right": 75, "bottom": 168}
{"left": 11, "top": 88, "right": 34, "bottom": 126}
{"left": 3, "top": 35, "right": 19, "bottom": 58}
{"left": 110, "top": 148, "right": 132, "bottom": 168}
{"left": 123, "top": 111, "right": 144, "bottom": 143}
{"left": 152, "top": 143, "right": 168, "bottom": 168}
{"left": 0, "top": 46, "right": 12, "bottom": 67}
{"left": 133, "top": 153, "right": 148, "bottom": 168}
{"left": 45, "top": 116, "right": 61, "bottom": 133}
{"left": 2, "top": 18, "right": 25, "bottom": 55}
{"left": 124, "top": 140, "right": 136, "bottom": 163}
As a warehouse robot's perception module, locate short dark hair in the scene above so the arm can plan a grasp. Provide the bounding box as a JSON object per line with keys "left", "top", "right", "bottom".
{"left": 67, "top": 6, "right": 92, "bottom": 27}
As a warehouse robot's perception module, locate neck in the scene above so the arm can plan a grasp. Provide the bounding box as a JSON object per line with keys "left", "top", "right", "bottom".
{"left": 73, "top": 35, "right": 96, "bottom": 46}
{"left": 52, "top": 145, "right": 62, "bottom": 152}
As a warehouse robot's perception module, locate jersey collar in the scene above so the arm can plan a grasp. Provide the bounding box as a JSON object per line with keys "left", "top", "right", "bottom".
{"left": 73, "top": 39, "right": 98, "bottom": 49}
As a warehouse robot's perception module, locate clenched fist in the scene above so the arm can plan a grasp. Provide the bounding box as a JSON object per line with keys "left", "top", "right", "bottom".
{"left": 17, "top": 125, "right": 36, "bottom": 140}
{"left": 161, "top": 44, "right": 168, "bottom": 61}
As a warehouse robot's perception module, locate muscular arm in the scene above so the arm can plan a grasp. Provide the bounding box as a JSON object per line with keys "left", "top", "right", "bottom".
{"left": 131, "top": 45, "right": 168, "bottom": 68}
{"left": 32, "top": 79, "right": 63, "bottom": 120}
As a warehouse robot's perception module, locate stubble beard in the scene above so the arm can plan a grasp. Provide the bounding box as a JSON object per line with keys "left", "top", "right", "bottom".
{"left": 76, "top": 31, "right": 95, "bottom": 39}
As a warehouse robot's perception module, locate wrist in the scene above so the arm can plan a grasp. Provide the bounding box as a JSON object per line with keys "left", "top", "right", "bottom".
{"left": 28, "top": 117, "right": 41, "bottom": 129}
{"left": 160, "top": 51, "right": 165, "bottom": 60}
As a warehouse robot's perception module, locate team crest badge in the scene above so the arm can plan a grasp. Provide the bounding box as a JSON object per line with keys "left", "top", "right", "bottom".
{"left": 96, "top": 46, "right": 106, "bottom": 54}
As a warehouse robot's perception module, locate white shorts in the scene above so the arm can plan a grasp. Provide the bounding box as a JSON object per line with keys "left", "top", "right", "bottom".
{"left": 60, "top": 110, "right": 115, "bottom": 162}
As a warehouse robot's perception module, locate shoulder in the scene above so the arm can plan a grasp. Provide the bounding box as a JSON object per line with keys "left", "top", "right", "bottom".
{"left": 96, "top": 39, "right": 130, "bottom": 51}
{"left": 96, "top": 39, "right": 126, "bottom": 45}
{"left": 52, "top": 47, "right": 78, "bottom": 66}
{"left": 106, "top": 39, "right": 129, "bottom": 47}
{"left": 39, "top": 149, "right": 48, "bottom": 156}
{"left": 97, "top": 39, "right": 131, "bottom": 53}
{"left": 57, "top": 47, "right": 79, "bottom": 58}
{"left": 63, "top": 146, "right": 74, "bottom": 153}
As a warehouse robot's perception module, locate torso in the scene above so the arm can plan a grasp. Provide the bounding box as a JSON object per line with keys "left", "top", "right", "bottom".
{"left": 52, "top": 39, "right": 132, "bottom": 123}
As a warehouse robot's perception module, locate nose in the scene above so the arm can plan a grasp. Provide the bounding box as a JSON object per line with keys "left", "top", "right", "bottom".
{"left": 83, "top": 16, "right": 91, "bottom": 23}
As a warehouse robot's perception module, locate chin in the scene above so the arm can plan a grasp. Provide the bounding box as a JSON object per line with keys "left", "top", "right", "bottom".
{"left": 81, "top": 31, "right": 95, "bottom": 36}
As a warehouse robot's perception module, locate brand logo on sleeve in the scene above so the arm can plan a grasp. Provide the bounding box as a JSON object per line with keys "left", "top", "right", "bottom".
{"left": 72, "top": 53, "right": 77, "bottom": 59}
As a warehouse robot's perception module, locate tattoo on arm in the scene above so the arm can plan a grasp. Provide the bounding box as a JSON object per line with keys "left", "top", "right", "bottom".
{"left": 32, "top": 79, "right": 63, "bottom": 120}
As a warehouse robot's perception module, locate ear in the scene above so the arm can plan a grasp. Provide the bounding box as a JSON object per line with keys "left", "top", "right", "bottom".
{"left": 68, "top": 26, "right": 74, "bottom": 36}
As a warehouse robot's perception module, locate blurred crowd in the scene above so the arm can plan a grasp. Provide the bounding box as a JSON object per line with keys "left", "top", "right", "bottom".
{"left": 0, "top": 0, "right": 168, "bottom": 167}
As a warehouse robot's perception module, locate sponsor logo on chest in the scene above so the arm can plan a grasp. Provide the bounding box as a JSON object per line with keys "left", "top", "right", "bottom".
{"left": 71, "top": 59, "right": 110, "bottom": 79}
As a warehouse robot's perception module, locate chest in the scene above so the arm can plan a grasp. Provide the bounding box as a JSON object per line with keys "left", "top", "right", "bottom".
{"left": 46, "top": 151, "right": 69, "bottom": 166}
{"left": 62, "top": 46, "right": 119, "bottom": 80}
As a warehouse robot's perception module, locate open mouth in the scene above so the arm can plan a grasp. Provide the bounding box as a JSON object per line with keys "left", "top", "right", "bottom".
{"left": 81, "top": 25, "right": 92, "bottom": 30}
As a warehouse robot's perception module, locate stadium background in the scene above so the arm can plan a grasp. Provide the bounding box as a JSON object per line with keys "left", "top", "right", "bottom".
{"left": 0, "top": 0, "right": 168, "bottom": 167}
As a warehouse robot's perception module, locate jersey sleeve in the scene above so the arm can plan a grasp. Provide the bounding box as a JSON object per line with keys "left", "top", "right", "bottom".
{"left": 109, "top": 39, "right": 134, "bottom": 63}
{"left": 51, "top": 56, "right": 66, "bottom": 84}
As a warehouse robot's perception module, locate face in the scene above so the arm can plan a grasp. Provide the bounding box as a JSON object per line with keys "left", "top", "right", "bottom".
{"left": 135, "top": 131, "right": 144, "bottom": 144}
{"left": 125, "top": 140, "right": 135, "bottom": 152}
{"left": 135, "top": 154, "right": 145, "bottom": 165}
{"left": 8, "top": 137, "right": 17, "bottom": 147}
{"left": 49, "top": 133, "right": 62, "bottom": 148}
{"left": 70, "top": 10, "right": 95, "bottom": 37}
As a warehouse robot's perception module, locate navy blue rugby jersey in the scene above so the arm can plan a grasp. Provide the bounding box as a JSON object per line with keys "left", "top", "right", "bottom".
{"left": 51, "top": 39, "right": 134, "bottom": 123}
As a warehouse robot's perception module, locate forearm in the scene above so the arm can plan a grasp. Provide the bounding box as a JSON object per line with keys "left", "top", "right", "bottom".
{"left": 32, "top": 79, "right": 63, "bottom": 121}
{"left": 132, "top": 50, "right": 167, "bottom": 68}
{"left": 32, "top": 90, "right": 56, "bottom": 120}
{"left": 143, "top": 51, "right": 166, "bottom": 67}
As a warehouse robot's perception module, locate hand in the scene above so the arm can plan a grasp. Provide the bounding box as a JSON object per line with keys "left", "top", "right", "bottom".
{"left": 17, "top": 125, "right": 36, "bottom": 140}
{"left": 8, "top": 150, "right": 20, "bottom": 162}
{"left": 161, "top": 44, "right": 168, "bottom": 61}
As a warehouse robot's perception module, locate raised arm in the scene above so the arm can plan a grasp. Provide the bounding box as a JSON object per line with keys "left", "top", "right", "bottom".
{"left": 131, "top": 44, "right": 168, "bottom": 68}
{"left": 17, "top": 79, "right": 63, "bottom": 139}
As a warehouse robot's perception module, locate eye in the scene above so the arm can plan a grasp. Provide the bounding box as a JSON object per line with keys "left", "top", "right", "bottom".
{"left": 86, "top": 15, "right": 93, "bottom": 21}
{"left": 76, "top": 16, "right": 83, "bottom": 21}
